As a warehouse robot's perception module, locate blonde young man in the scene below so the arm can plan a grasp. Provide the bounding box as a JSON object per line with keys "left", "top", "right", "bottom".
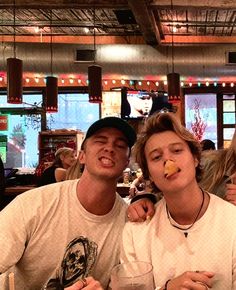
{"left": 122, "top": 112, "right": 236, "bottom": 290}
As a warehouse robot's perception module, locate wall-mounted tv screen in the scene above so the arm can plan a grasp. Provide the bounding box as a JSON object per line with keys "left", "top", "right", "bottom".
{"left": 121, "top": 90, "right": 173, "bottom": 119}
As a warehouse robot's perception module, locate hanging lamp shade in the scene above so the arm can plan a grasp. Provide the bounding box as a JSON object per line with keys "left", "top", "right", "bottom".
{"left": 7, "top": 57, "right": 23, "bottom": 104}
{"left": 167, "top": 72, "right": 181, "bottom": 101}
{"left": 45, "top": 76, "right": 58, "bottom": 112}
{"left": 88, "top": 65, "right": 102, "bottom": 103}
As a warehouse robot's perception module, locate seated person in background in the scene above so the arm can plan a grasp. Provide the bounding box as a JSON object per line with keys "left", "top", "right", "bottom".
{"left": 121, "top": 112, "right": 236, "bottom": 290}
{"left": 66, "top": 154, "right": 84, "bottom": 180}
{"left": 128, "top": 168, "right": 161, "bottom": 201}
{"left": 39, "top": 147, "right": 76, "bottom": 186}
{"left": 129, "top": 169, "right": 146, "bottom": 198}
{"left": 200, "top": 130, "right": 236, "bottom": 200}
{"left": 200, "top": 139, "right": 216, "bottom": 151}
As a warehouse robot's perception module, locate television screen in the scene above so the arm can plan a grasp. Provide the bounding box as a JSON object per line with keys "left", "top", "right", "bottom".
{"left": 121, "top": 90, "right": 173, "bottom": 119}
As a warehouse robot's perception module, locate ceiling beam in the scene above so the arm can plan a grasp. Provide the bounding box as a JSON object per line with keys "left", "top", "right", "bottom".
{"left": 0, "top": 0, "right": 128, "bottom": 9}
{"left": 149, "top": 0, "right": 236, "bottom": 9}
{"left": 0, "top": 35, "right": 145, "bottom": 45}
{"left": 162, "top": 35, "right": 236, "bottom": 44}
{"left": 128, "top": 0, "right": 159, "bottom": 45}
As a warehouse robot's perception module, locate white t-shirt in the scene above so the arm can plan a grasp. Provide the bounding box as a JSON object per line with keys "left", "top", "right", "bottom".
{"left": 0, "top": 179, "right": 127, "bottom": 290}
{"left": 121, "top": 193, "right": 236, "bottom": 290}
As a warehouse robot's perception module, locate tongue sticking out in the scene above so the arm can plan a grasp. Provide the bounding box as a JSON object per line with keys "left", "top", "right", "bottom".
{"left": 164, "top": 160, "right": 180, "bottom": 179}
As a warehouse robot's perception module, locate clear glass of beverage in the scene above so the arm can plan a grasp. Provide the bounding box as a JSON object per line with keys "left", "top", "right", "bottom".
{"left": 110, "top": 261, "right": 154, "bottom": 290}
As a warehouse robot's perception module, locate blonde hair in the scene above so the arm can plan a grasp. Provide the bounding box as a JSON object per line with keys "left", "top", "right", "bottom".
{"left": 66, "top": 159, "right": 83, "bottom": 180}
{"left": 200, "top": 129, "right": 236, "bottom": 192}
{"left": 53, "top": 147, "right": 74, "bottom": 168}
{"left": 134, "top": 112, "right": 202, "bottom": 181}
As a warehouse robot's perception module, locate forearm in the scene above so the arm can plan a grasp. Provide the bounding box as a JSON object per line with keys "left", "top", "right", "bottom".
{"left": 130, "top": 193, "right": 157, "bottom": 204}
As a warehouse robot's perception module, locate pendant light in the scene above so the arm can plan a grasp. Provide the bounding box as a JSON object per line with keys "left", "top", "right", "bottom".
{"left": 88, "top": 8, "right": 102, "bottom": 103}
{"left": 167, "top": 0, "right": 181, "bottom": 102}
{"left": 45, "top": 10, "right": 58, "bottom": 113}
{"left": 7, "top": 0, "right": 23, "bottom": 104}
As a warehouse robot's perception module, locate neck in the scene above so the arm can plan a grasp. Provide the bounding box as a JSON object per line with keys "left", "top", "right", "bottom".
{"left": 76, "top": 173, "right": 117, "bottom": 215}
{"left": 165, "top": 186, "right": 207, "bottom": 225}
{"left": 63, "top": 163, "right": 70, "bottom": 169}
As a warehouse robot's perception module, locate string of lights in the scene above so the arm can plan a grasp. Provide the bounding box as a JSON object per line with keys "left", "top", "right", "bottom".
{"left": 0, "top": 76, "right": 235, "bottom": 88}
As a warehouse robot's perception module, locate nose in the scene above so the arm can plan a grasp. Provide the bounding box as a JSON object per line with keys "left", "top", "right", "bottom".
{"left": 163, "top": 157, "right": 175, "bottom": 165}
{"left": 103, "top": 141, "right": 115, "bottom": 153}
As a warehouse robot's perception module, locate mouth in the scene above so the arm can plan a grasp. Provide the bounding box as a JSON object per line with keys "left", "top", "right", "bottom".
{"left": 164, "top": 160, "right": 181, "bottom": 179}
{"left": 99, "top": 156, "right": 115, "bottom": 167}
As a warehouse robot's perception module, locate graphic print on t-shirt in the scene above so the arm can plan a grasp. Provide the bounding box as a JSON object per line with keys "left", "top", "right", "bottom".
{"left": 45, "top": 236, "right": 98, "bottom": 289}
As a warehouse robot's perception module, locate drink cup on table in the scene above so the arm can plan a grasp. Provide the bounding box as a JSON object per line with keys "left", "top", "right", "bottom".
{"left": 110, "top": 261, "right": 154, "bottom": 290}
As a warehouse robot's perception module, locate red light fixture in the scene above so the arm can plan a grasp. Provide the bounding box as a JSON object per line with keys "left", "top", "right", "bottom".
{"left": 7, "top": 58, "right": 23, "bottom": 104}
{"left": 45, "top": 76, "right": 58, "bottom": 112}
{"left": 7, "top": 1, "right": 23, "bottom": 104}
{"left": 88, "top": 65, "right": 102, "bottom": 103}
{"left": 167, "top": 0, "right": 181, "bottom": 102}
{"left": 45, "top": 10, "right": 58, "bottom": 112}
{"left": 167, "top": 72, "right": 180, "bottom": 101}
{"left": 88, "top": 9, "right": 102, "bottom": 103}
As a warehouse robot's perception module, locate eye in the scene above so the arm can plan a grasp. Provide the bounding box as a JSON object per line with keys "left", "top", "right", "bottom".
{"left": 116, "top": 141, "right": 128, "bottom": 149}
{"left": 150, "top": 153, "right": 162, "bottom": 161}
{"left": 173, "top": 147, "right": 183, "bottom": 153}
{"left": 94, "top": 137, "right": 106, "bottom": 144}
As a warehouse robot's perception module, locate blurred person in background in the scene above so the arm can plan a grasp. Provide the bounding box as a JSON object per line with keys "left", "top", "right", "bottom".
{"left": 200, "top": 130, "right": 236, "bottom": 201}
{"left": 39, "top": 147, "right": 76, "bottom": 186}
{"left": 200, "top": 139, "right": 216, "bottom": 151}
{"left": 128, "top": 168, "right": 162, "bottom": 202}
{"left": 65, "top": 153, "right": 84, "bottom": 180}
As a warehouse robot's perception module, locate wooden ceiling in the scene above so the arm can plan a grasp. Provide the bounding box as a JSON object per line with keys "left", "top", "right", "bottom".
{"left": 1, "top": 0, "right": 236, "bottom": 45}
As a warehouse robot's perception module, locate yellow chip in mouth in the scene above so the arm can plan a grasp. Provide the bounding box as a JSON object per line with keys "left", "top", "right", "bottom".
{"left": 164, "top": 160, "right": 180, "bottom": 178}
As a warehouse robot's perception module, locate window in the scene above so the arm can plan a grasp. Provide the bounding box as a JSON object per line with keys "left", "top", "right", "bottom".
{"left": 185, "top": 93, "right": 217, "bottom": 146}
{"left": 46, "top": 93, "right": 99, "bottom": 132}
{"left": 0, "top": 92, "right": 100, "bottom": 168}
{"left": 222, "top": 94, "right": 236, "bottom": 148}
{"left": 0, "top": 94, "right": 42, "bottom": 168}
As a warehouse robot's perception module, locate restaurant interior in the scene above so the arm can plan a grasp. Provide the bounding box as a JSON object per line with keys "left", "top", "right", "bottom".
{"left": 0, "top": 0, "right": 236, "bottom": 201}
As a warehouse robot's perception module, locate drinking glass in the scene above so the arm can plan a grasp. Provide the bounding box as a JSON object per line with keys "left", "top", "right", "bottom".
{"left": 110, "top": 261, "right": 154, "bottom": 290}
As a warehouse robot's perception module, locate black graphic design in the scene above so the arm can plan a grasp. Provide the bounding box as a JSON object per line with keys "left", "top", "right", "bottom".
{"left": 44, "top": 236, "right": 97, "bottom": 289}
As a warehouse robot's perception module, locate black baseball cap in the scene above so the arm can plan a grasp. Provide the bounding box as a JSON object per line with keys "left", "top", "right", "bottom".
{"left": 81, "top": 117, "right": 136, "bottom": 149}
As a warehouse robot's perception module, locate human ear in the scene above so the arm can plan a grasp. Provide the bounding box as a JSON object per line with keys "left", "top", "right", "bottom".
{"left": 78, "top": 150, "right": 85, "bottom": 164}
{"left": 194, "top": 157, "right": 199, "bottom": 167}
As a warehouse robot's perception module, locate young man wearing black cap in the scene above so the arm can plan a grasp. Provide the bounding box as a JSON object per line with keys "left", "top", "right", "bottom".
{"left": 0, "top": 117, "right": 152, "bottom": 290}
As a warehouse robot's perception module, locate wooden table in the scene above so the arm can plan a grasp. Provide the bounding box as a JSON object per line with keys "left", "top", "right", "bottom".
{"left": 4, "top": 185, "right": 37, "bottom": 196}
